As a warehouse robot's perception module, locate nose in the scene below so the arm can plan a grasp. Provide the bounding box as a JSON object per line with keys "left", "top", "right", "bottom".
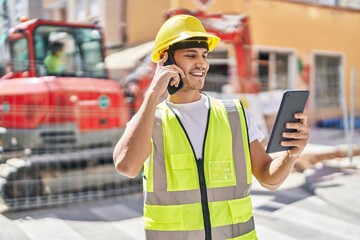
{"left": 195, "top": 57, "right": 207, "bottom": 69}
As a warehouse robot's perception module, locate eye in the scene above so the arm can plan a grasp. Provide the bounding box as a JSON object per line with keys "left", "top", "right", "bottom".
{"left": 202, "top": 51, "right": 209, "bottom": 58}
{"left": 185, "top": 54, "right": 196, "bottom": 58}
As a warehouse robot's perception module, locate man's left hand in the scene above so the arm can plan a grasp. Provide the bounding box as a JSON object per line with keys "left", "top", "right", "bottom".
{"left": 281, "top": 112, "right": 310, "bottom": 158}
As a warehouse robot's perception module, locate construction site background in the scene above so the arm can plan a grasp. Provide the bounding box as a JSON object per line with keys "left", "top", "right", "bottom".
{"left": 0, "top": 0, "right": 359, "bottom": 212}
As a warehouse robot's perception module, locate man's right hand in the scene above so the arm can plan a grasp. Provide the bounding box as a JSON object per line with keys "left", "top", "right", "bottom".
{"left": 149, "top": 52, "right": 185, "bottom": 97}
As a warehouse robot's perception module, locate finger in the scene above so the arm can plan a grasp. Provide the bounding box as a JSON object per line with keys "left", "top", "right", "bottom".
{"left": 167, "top": 72, "right": 177, "bottom": 85}
{"left": 294, "top": 113, "right": 307, "bottom": 126}
{"left": 170, "top": 73, "right": 183, "bottom": 87}
{"left": 285, "top": 121, "right": 309, "bottom": 132}
{"left": 169, "top": 77, "right": 176, "bottom": 86}
{"left": 172, "top": 65, "right": 186, "bottom": 79}
{"left": 284, "top": 121, "right": 310, "bottom": 135}
{"left": 282, "top": 130, "right": 309, "bottom": 140}
{"left": 158, "top": 52, "right": 168, "bottom": 67}
{"left": 280, "top": 139, "right": 307, "bottom": 149}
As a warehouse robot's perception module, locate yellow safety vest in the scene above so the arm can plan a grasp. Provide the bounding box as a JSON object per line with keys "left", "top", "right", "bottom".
{"left": 44, "top": 54, "right": 64, "bottom": 75}
{"left": 143, "top": 96, "right": 258, "bottom": 240}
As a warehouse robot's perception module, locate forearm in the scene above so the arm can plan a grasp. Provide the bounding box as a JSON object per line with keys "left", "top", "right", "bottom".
{"left": 260, "top": 151, "right": 298, "bottom": 190}
{"left": 113, "top": 53, "right": 189, "bottom": 177}
{"left": 113, "top": 90, "right": 160, "bottom": 177}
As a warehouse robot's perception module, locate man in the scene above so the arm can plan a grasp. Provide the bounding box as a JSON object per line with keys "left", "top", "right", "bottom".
{"left": 44, "top": 41, "right": 65, "bottom": 75}
{"left": 113, "top": 14, "right": 309, "bottom": 240}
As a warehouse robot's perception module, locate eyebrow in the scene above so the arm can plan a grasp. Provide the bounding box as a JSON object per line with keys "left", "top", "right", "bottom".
{"left": 182, "top": 49, "right": 209, "bottom": 54}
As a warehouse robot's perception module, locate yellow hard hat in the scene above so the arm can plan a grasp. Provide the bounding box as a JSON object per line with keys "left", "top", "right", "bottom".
{"left": 151, "top": 14, "right": 220, "bottom": 63}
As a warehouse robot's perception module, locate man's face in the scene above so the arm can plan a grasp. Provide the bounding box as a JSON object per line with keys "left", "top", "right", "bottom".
{"left": 173, "top": 48, "right": 209, "bottom": 91}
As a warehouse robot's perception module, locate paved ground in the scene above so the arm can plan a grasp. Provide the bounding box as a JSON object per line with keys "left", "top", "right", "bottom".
{"left": 1, "top": 155, "right": 359, "bottom": 240}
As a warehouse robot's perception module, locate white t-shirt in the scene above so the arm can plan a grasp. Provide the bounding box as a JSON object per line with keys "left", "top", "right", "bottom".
{"left": 167, "top": 94, "right": 264, "bottom": 159}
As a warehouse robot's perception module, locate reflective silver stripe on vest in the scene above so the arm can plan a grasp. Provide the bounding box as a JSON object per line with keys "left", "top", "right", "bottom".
{"left": 145, "top": 109, "right": 202, "bottom": 205}
{"left": 220, "top": 99, "right": 251, "bottom": 199}
{"left": 145, "top": 216, "right": 255, "bottom": 240}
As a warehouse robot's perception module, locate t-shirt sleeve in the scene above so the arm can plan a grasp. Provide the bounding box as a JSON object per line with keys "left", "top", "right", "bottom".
{"left": 244, "top": 110, "right": 264, "bottom": 143}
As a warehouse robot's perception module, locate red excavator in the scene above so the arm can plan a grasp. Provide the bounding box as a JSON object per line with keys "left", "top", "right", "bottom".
{"left": 0, "top": 17, "right": 138, "bottom": 208}
{"left": 0, "top": 18, "right": 131, "bottom": 150}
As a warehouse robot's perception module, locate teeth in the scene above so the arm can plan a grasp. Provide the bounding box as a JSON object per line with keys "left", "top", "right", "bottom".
{"left": 191, "top": 72, "right": 204, "bottom": 76}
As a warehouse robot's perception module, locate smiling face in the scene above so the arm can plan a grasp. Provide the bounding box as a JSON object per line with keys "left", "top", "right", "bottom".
{"left": 173, "top": 48, "right": 209, "bottom": 91}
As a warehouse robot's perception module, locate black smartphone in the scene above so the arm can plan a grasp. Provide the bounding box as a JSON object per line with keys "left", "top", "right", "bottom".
{"left": 163, "top": 51, "right": 183, "bottom": 95}
{"left": 266, "top": 90, "right": 310, "bottom": 153}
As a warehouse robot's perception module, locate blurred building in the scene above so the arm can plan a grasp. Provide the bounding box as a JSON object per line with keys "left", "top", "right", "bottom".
{"left": 1, "top": 0, "right": 359, "bottom": 124}
{"left": 121, "top": 0, "right": 360, "bottom": 125}
{"left": 42, "top": 0, "right": 170, "bottom": 51}
{"left": 113, "top": 0, "right": 359, "bottom": 125}
{"left": 3, "top": 0, "right": 43, "bottom": 26}
{"left": 0, "top": 0, "right": 9, "bottom": 64}
{"left": 43, "top": 0, "right": 124, "bottom": 50}
{"left": 190, "top": 0, "right": 360, "bottom": 124}
{"left": 0, "top": 0, "right": 44, "bottom": 64}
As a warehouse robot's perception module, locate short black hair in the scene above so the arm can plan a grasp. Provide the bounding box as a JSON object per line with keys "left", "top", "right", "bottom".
{"left": 168, "top": 37, "right": 209, "bottom": 52}
{"left": 49, "top": 41, "right": 64, "bottom": 54}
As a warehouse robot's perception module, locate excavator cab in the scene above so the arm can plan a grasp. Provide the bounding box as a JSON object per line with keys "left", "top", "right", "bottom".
{"left": 0, "top": 19, "right": 129, "bottom": 151}
{"left": 0, "top": 19, "right": 133, "bottom": 206}
{"left": 8, "top": 20, "right": 107, "bottom": 79}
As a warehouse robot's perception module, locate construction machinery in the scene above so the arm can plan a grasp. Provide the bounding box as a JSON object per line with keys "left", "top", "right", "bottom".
{"left": 0, "top": 18, "right": 140, "bottom": 209}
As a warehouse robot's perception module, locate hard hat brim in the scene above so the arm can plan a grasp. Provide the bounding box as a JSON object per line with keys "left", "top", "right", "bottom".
{"left": 151, "top": 32, "right": 220, "bottom": 63}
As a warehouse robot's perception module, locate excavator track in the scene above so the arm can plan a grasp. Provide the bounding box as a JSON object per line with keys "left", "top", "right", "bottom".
{"left": 0, "top": 147, "right": 142, "bottom": 210}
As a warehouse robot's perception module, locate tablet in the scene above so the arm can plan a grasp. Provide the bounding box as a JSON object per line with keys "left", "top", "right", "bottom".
{"left": 266, "top": 90, "right": 309, "bottom": 153}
